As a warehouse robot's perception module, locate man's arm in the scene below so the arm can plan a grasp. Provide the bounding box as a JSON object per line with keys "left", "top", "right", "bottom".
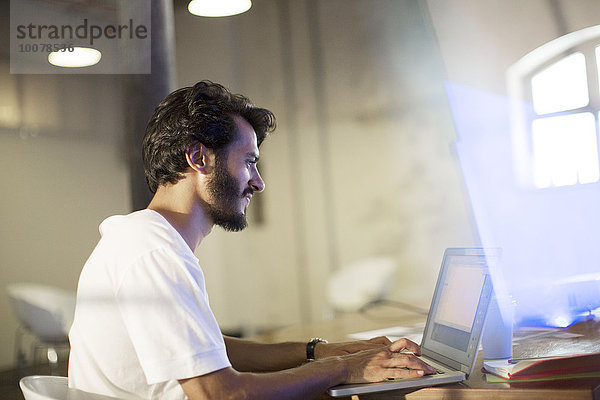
{"left": 223, "top": 335, "right": 395, "bottom": 372}
{"left": 223, "top": 336, "right": 306, "bottom": 372}
{"left": 180, "top": 359, "right": 345, "bottom": 400}
{"left": 181, "top": 339, "right": 435, "bottom": 400}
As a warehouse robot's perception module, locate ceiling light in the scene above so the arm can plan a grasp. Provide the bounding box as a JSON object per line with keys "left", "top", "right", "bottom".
{"left": 188, "top": 0, "right": 252, "bottom": 17}
{"left": 48, "top": 47, "right": 102, "bottom": 68}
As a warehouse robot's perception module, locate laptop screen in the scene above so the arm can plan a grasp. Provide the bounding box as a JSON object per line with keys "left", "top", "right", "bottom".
{"left": 421, "top": 248, "right": 496, "bottom": 368}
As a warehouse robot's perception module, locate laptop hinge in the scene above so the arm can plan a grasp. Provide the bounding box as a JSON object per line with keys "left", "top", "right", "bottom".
{"left": 421, "top": 348, "right": 470, "bottom": 375}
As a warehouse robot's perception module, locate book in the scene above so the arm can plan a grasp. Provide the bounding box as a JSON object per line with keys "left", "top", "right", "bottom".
{"left": 482, "top": 352, "right": 600, "bottom": 380}
{"left": 484, "top": 370, "right": 600, "bottom": 383}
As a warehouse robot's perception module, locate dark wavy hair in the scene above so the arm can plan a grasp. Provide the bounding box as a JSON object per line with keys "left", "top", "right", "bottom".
{"left": 142, "top": 81, "right": 276, "bottom": 193}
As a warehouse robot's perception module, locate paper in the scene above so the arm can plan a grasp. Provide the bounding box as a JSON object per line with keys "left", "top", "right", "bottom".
{"left": 512, "top": 327, "right": 584, "bottom": 345}
{"left": 348, "top": 325, "right": 423, "bottom": 344}
{"left": 546, "top": 332, "right": 584, "bottom": 339}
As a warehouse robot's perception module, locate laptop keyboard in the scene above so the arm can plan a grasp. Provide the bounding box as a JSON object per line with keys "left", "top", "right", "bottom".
{"left": 418, "top": 357, "right": 448, "bottom": 375}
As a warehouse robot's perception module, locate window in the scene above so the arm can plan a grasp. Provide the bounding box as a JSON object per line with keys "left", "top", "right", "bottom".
{"left": 507, "top": 26, "right": 600, "bottom": 189}
{"left": 531, "top": 52, "right": 589, "bottom": 115}
{"left": 531, "top": 113, "right": 598, "bottom": 187}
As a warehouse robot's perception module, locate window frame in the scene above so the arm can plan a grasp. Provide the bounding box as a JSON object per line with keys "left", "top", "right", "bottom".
{"left": 507, "top": 25, "right": 600, "bottom": 189}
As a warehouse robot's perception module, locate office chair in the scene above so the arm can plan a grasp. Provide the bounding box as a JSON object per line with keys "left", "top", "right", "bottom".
{"left": 20, "top": 376, "right": 120, "bottom": 400}
{"left": 20, "top": 375, "right": 68, "bottom": 400}
{"left": 7, "top": 283, "right": 76, "bottom": 375}
{"left": 327, "top": 257, "right": 397, "bottom": 313}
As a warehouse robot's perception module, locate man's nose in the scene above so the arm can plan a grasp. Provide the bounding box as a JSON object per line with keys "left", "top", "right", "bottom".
{"left": 250, "top": 170, "right": 265, "bottom": 192}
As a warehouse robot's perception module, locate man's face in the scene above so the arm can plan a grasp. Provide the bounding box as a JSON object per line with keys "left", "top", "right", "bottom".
{"left": 205, "top": 115, "right": 265, "bottom": 231}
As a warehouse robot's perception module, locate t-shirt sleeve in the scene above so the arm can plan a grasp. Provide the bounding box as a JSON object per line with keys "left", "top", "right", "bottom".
{"left": 115, "top": 247, "right": 231, "bottom": 384}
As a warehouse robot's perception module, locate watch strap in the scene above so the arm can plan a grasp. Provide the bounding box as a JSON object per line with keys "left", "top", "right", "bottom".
{"left": 306, "top": 337, "right": 328, "bottom": 360}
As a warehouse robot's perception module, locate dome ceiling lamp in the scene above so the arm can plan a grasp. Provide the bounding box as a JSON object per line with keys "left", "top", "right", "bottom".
{"left": 188, "top": 0, "right": 252, "bottom": 17}
{"left": 48, "top": 47, "right": 102, "bottom": 68}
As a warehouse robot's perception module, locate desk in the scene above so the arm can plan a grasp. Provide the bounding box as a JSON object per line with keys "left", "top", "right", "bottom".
{"left": 256, "top": 305, "right": 600, "bottom": 400}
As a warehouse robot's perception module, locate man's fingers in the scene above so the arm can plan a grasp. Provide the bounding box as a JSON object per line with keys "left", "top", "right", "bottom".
{"left": 387, "top": 368, "right": 426, "bottom": 380}
{"left": 344, "top": 346, "right": 435, "bottom": 384}
{"left": 368, "top": 336, "right": 392, "bottom": 346}
{"left": 389, "top": 338, "right": 421, "bottom": 355}
{"left": 402, "top": 355, "right": 435, "bottom": 374}
{"left": 382, "top": 352, "right": 435, "bottom": 374}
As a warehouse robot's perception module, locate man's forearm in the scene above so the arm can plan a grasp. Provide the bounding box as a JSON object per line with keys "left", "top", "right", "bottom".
{"left": 223, "top": 336, "right": 312, "bottom": 372}
{"left": 180, "top": 357, "right": 348, "bottom": 400}
{"left": 183, "top": 338, "right": 433, "bottom": 399}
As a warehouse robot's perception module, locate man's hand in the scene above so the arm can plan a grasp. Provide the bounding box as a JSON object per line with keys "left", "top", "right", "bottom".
{"left": 341, "top": 339, "right": 435, "bottom": 383}
{"left": 316, "top": 336, "right": 404, "bottom": 358}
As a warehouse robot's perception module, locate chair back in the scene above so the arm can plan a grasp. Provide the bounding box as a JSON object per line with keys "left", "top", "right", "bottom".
{"left": 327, "top": 257, "right": 397, "bottom": 312}
{"left": 7, "top": 283, "right": 75, "bottom": 341}
{"left": 20, "top": 375, "right": 68, "bottom": 400}
{"left": 20, "top": 376, "right": 121, "bottom": 400}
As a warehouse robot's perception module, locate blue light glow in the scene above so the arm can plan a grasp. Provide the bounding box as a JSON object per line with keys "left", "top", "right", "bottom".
{"left": 445, "top": 81, "right": 600, "bottom": 328}
{"left": 551, "top": 315, "right": 572, "bottom": 328}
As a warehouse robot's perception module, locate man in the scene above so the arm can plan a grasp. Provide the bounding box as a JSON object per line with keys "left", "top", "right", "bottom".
{"left": 68, "top": 81, "right": 434, "bottom": 399}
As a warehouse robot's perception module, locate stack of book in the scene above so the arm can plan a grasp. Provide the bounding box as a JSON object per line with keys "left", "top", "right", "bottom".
{"left": 483, "top": 352, "right": 600, "bottom": 382}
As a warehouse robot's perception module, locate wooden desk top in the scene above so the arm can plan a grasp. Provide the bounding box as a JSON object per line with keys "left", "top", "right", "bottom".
{"left": 256, "top": 305, "right": 600, "bottom": 400}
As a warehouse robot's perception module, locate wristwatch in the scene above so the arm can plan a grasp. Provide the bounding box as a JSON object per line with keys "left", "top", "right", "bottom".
{"left": 306, "top": 337, "right": 328, "bottom": 360}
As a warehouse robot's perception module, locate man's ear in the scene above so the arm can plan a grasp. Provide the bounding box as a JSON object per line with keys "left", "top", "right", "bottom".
{"left": 185, "top": 143, "right": 213, "bottom": 174}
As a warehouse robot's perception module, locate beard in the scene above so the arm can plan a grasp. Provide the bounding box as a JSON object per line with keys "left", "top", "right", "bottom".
{"left": 205, "top": 156, "right": 250, "bottom": 232}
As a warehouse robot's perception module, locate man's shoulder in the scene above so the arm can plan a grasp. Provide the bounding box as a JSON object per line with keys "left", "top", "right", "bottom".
{"left": 93, "top": 209, "right": 191, "bottom": 263}
{"left": 79, "top": 210, "right": 199, "bottom": 297}
{"left": 100, "top": 209, "right": 174, "bottom": 242}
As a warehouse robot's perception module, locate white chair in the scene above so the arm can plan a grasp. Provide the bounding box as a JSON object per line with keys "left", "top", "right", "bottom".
{"left": 20, "top": 376, "right": 120, "bottom": 400}
{"left": 7, "top": 283, "right": 76, "bottom": 374}
{"left": 327, "top": 257, "right": 397, "bottom": 313}
{"left": 20, "top": 376, "right": 68, "bottom": 400}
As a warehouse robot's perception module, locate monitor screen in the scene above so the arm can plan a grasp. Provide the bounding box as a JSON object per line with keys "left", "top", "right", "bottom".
{"left": 421, "top": 249, "right": 496, "bottom": 367}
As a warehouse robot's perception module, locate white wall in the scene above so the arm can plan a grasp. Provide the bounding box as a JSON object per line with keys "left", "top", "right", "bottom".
{"left": 175, "top": 0, "right": 600, "bottom": 334}
{"left": 425, "top": 0, "right": 600, "bottom": 324}
{"left": 0, "top": 67, "right": 130, "bottom": 369}
{"left": 425, "top": 0, "right": 600, "bottom": 94}
{"left": 174, "top": 0, "right": 477, "bottom": 334}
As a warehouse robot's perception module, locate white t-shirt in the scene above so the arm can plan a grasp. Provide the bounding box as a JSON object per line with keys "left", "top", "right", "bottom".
{"left": 68, "top": 209, "right": 231, "bottom": 399}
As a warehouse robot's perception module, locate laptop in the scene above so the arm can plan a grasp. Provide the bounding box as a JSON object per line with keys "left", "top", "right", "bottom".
{"left": 328, "top": 248, "right": 497, "bottom": 397}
